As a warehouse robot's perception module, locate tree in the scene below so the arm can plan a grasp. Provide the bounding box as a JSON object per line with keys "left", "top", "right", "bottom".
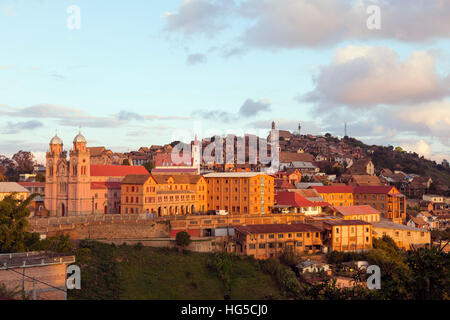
{"left": 175, "top": 231, "right": 191, "bottom": 250}
{"left": 0, "top": 283, "right": 23, "bottom": 299}
{"left": 406, "top": 245, "right": 450, "bottom": 300}
{"left": 0, "top": 194, "right": 40, "bottom": 253}
{"left": 144, "top": 162, "right": 154, "bottom": 173}
{"left": 35, "top": 172, "right": 46, "bottom": 182}
{"left": 12, "top": 151, "right": 35, "bottom": 174}
{"left": 0, "top": 154, "right": 16, "bottom": 181}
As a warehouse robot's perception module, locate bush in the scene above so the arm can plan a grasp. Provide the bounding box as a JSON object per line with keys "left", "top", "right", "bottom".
{"left": 176, "top": 231, "right": 192, "bottom": 248}
{"left": 262, "top": 258, "right": 301, "bottom": 298}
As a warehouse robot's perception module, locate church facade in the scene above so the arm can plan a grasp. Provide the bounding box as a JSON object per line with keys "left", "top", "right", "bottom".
{"left": 44, "top": 132, "right": 148, "bottom": 216}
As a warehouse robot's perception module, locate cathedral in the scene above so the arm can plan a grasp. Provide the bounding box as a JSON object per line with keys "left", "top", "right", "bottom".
{"left": 44, "top": 132, "right": 148, "bottom": 216}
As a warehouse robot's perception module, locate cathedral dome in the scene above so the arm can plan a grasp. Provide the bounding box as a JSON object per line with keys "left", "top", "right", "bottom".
{"left": 50, "top": 134, "right": 63, "bottom": 145}
{"left": 73, "top": 132, "right": 87, "bottom": 143}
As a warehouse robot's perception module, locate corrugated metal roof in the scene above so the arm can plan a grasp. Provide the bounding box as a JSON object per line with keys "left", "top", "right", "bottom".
{"left": 0, "top": 182, "right": 30, "bottom": 194}
{"left": 235, "top": 223, "right": 321, "bottom": 235}
{"left": 334, "top": 205, "right": 381, "bottom": 216}
{"left": 372, "top": 219, "right": 429, "bottom": 232}
{"left": 312, "top": 186, "right": 354, "bottom": 193}
{"left": 204, "top": 172, "right": 266, "bottom": 178}
{"left": 353, "top": 186, "right": 395, "bottom": 194}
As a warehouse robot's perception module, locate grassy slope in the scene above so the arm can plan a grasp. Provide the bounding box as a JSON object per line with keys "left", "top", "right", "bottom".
{"left": 71, "top": 241, "right": 284, "bottom": 300}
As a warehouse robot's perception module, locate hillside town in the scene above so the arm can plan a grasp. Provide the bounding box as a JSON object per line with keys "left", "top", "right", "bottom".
{"left": 1, "top": 1, "right": 450, "bottom": 304}
{"left": 1, "top": 124, "right": 449, "bottom": 300}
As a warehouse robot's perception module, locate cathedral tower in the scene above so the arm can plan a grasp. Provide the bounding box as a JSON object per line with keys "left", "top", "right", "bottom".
{"left": 68, "top": 132, "right": 91, "bottom": 215}
{"left": 45, "top": 134, "right": 68, "bottom": 216}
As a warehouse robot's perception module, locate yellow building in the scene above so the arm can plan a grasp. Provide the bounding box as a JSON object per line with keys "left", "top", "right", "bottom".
{"left": 311, "top": 186, "right": 354, "bottom": 207}
{"left": 372, "top": 220, "right": 431, "bottom": 250}
{"left": 0, "top": 182, "right": 30, "bottom": 201}
{"left": 233, "top": 223, "right": 323, "bottom": 259}
{"left": 121, "top": 174, "right": 207, "bottom": 216}
{"left": 204, "top": 172, "right": 274, "bottom": 215}
{"left": 321, "top": 220, "right": 372, "bottom": 252}
{"left": 333, "top": 205, "right": 381, "bottom": 223}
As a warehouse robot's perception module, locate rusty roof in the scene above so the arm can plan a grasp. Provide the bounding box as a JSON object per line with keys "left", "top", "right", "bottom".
{"left": 323, "top": 220, "right": 371, "bottom": 227}
{"left": 121, "top": 174, "right": 152, "bottom": 185}
{"left": 234, "top": 223, "right": 321, "bottom": 235}
{"left": 333, "top": 205, "right": 381, "bottom": 216}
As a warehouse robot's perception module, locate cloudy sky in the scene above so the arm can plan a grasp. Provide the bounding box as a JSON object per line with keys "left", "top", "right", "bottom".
{"left": 0, "top": 0, "right": 449, "bottom": 164}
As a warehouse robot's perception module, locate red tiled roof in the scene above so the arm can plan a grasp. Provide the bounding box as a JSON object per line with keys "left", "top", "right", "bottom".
{"left": 90, "top": 182, "right": 121, "bottom": 189}
{"left": 90, "top": 165, "right": 148, "bottom": 177}
{"left": 353, "top": 186, "right": 395, "bottom": 194}
{"left": 333, "top": 205, "right": 381, "bottom": 216}
{"left": 311, "top": 186, "right": 354, "bottom": 193}
{"left": 276, "top": 191, "right": 325, "bottom": 207}
{"left": 152, "top": 168, "right": 198, "bottom": 174}
{"left": 235, "top": 223, "right": 321, "bottom": 235}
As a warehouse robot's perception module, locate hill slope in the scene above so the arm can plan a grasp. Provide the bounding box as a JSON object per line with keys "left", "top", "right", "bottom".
{"left": 69, "top": 241, "right": 286, "bottom": 300}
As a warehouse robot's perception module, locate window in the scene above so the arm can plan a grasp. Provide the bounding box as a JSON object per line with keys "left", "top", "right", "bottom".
{"left": 249, "top": 244, "right": 255, "bottom": 250}
{"left": 296, "top": 233, "right": 302, "bottom": 237}
{"left": 259, "top": 243, "right": 266, "bottom": 249}
{"left": 278, "top": 234, "right": 284, "bottom": 239}
{"left": 306, "top": 233, "right": 310, "bottom": 238}
{"left": 296, "top": 242, "right": 303, "bottom": 247}
{"left": 269, "top": 234, "right": 275, "bottom": 239}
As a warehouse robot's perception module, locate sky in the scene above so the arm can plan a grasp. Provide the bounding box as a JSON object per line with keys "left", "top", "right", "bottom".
{"left": 0, "top": 0, "right": 449, "bottom": 165}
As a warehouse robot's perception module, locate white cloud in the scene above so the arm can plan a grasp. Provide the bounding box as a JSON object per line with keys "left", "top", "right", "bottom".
{"left": 163, "top": 0, "right": 235, "bottom": 36}
{"left": 0, "top": 5, "right": 18, "bottom": 17}
{"left": 186, "top": 53, "right": 208, "bottom": 65}
{"left": 303, "top": 46, "right": 450, "bottom": 109}
{"left": 164, "top": 0, "right": 450, "bottom": 48}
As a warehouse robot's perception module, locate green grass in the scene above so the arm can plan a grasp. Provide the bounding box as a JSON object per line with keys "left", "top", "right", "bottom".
{"left": 69, "top": 241, "right": 285, "bottom": 300}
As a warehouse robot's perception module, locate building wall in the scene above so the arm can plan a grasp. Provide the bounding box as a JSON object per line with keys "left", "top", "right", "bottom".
{"left": 318, "top": 192, "right": 353, "bottom": 207}
{"left": 328, "top": 224, "right": 372, "bottom": 252}
{"left": 205, "top": 175, "right": 274, "bottom": 215}
{"left": 354, "top": 189, "right": 405, "bottom": 223}
{"left": 121, "top": 177, "right": 207, "bottom": 216}
{"left": 373, "top": 226, "right": 431, "bottom": 250}
{"left": 337, "top": 213, "right": 380, "bottom": 223}
{"left": 0, "top": 191, "right": 29, "bottom": 201}
{"left": 234, "top": 229, "right": 322, "bottom": 259}
{"left": 0, "top": 264, "right": 69, "bottom": 300}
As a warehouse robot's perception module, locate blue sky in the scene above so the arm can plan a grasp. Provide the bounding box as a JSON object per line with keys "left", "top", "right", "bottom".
{"left": 0, "top": 0, "right": 449, "bottom": 164}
